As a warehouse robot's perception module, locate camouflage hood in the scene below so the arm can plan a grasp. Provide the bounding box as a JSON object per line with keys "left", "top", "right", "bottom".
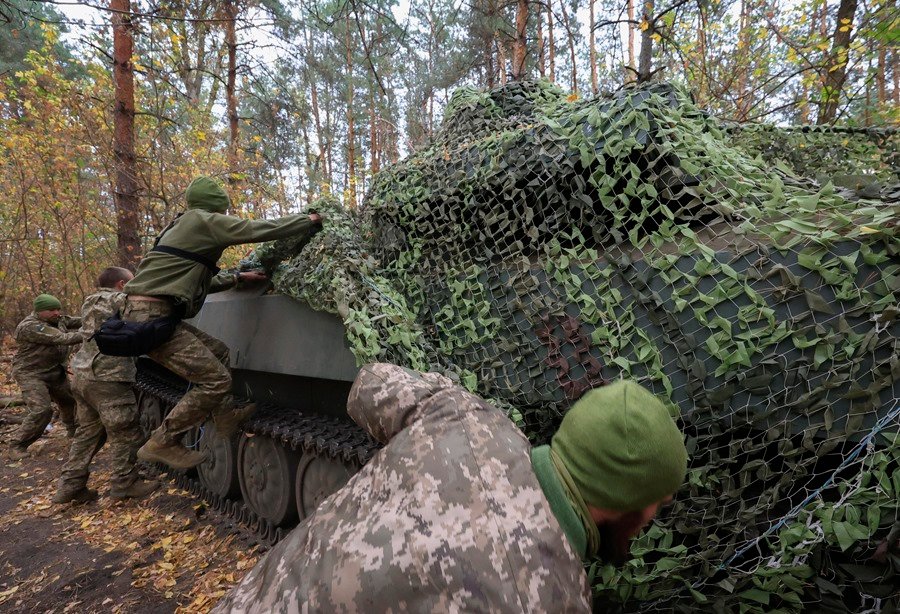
{"left": 185, "top": 176, "right": 230, "bottom": 213}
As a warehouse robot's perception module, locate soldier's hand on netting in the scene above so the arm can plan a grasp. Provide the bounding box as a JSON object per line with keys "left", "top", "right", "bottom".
{"left": 238, "top": 271, "right": 268, "bottom": 283}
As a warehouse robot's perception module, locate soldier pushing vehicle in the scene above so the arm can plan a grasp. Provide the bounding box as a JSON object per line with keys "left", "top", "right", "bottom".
{"left": 118, "top": 176, "right": 323, "bottom": 470}
{"left": 6, "top": 294, "right": 82, "bottom": 459}
{"left": 215, "top": 363, "right": 688, "bottom": 612}
{"left": 53, "top": 267, "right": 159, "bottom": 504}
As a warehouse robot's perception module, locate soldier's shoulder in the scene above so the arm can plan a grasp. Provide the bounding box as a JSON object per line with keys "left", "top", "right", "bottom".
{"left": 15, "top": 314, "right": 40, "bottom": 333}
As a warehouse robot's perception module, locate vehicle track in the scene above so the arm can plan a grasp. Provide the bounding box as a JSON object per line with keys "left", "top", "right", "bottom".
{"left": 134, "top": 366, "right": 380, "bottom": 548}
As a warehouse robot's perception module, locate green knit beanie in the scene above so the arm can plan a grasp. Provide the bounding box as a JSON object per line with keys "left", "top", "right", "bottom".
{"left": 185, "top": 176, "right": 230, "bottom": 213}
{"left": 551, "top": 380, "right": 688, "bottom": 512}
{"left": 33, "top": 294, "right": 62, "bottom": 311}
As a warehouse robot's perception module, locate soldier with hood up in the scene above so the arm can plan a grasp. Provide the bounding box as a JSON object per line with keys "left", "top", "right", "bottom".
{"left": 7, "top": 294, "right": 82, "bottom": 459}
{"left": 122, "top": 176, "right": 322, "bottom": 470}
{"left": 214, "top": 363, "right": 688, "bottom": 613}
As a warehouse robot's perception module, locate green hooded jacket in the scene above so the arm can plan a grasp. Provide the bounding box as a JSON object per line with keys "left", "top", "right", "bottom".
{"left": 124, "top": 178, "right": 316, "bottom": 317}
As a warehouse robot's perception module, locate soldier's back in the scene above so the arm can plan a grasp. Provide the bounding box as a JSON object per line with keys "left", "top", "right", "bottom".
{"left": 216, "top": 381, "right": 590, "bottom": 613}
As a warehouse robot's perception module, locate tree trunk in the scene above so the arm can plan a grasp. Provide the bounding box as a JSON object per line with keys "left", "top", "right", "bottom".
{"left": 345, "top": 17, "right": 356, "bottom": 207}
{"left": 547, "top": 4, "right": 555, "bottom": 83}
{"left": 224, "top": 0, "right": 239, "bottom": 189}
{"left": 511, "top": 0, "right": 528, "bottom": 80}
{"left": 894, "top": 49, "right": 899, "bottom": 106}
{"left": 637, "top": 0, "right": 655, "bottom": 83}
{"left": 537, "top": 9, "right": 545, "bottom": 77}
{"left": 497, "top": 34, "right": 508, "bottom": 84}
{"left": 818, "top": 0, "right": 858, "bottom": 124}
{"left": 558, "top": 0, "right": 576, "bottom": 92}
{"left": 735, "top": 0, "right": 751, "bottom": 120}
{"left": 877, "top": 46, "right": 887, "bottom": 104}
{"left": 111, "top": 0, "right": 140, "bottom": 269}
{"left": 626, "top": 0, "right": 635, "bottom": 81}
{"left": 695, "top": 4, "right": 708, "bottom": 102}
{"left": 589, "top": 0, "right": 597, "bottom": 93}
{"left": 369, "top": 87, "right": 379, "bottom": 175}
{"left": 486, "top": 41, "right": 495, "bottom": 87}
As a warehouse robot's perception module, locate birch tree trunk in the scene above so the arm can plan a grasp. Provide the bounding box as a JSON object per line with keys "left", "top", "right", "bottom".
{"left": 589, "top": 0, "right": 597, "bottom": 93}
{"left": 626, "top": 0, "right": 635, "bottom": 81}
{"left": 558, "top": 0, "right": 576, "bottom": 92}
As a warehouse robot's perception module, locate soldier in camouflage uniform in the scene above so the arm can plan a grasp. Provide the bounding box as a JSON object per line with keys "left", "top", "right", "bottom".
{"left": 52, "top": 267, "right": 160, "bottom": 504}
{"left": 214, "top": 363, "right": 688, "bottom": 613}
{"left": 123, "top": 176, "right": 323, "bottom": 470}
{"left": 7, "top": 294, "right": 82, "bottom": 460}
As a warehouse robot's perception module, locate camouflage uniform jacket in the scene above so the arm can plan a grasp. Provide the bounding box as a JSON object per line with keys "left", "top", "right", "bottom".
{"left": 215, "top": 363, "right": 591, "bottom": 613}
{"left": 70, "top": 289, "right": 136, "bottom": 382}
{"left": 12, "top": 313, "right": 83, "bottom": 377}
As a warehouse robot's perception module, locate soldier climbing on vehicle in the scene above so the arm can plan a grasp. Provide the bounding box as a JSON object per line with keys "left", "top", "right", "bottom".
{"left": 120, "top": 176, "right": 323, "bottom": 470}
{"left": 6, "top": 294, "right": 82, "bottom": 460}
{"left": 214, "top": 363, "right": 688, "bottom": 613}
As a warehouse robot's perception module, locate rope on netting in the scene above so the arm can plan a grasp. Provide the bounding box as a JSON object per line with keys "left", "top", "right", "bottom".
{"left": 718, "top": 400, "right": 900, "bottom": 571}
{"left": 359, "top": 272, "right": 403, "bottom": 310}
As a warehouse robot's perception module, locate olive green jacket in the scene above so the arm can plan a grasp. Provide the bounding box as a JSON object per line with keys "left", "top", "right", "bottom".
{"left": 124, "top": 209, "right": 316, "bottom": 317}
{"left": 12, "top": 313, "right": 82, "bottom": 377}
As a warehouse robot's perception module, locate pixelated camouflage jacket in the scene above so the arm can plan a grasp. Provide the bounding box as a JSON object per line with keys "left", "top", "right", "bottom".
{"left": 214, "top": 363, "right": 591, "bottom": 614}
{"left": 69, "top": 289, "right": 136, "bottom": 383}
{"left": 13, "top": 313, "right": 83, "bottom": 377}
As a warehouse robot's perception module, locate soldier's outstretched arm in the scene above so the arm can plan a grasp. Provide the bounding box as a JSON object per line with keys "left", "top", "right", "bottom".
{"left": 347, "top": 363, "right": 456, "bottom": 444}
{"left": 207, "top": 212, "right": 320, "bottom": 246}
{"left": 17, "top": 322, "right": 83, "bottom": 346}
{"left": 61, "top": 315, "right": 83, "bottom": 330}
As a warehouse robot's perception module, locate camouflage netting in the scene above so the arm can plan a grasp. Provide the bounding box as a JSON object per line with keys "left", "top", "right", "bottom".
{"left": 250, "top": 81, "right": 900, "bottom": 612}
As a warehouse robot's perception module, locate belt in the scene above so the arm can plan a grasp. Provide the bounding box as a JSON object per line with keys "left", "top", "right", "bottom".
{"left": 127, "top": 295, "right": 169, "bottom": 303}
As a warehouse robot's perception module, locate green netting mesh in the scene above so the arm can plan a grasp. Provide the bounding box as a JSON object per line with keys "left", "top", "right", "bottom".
{"left": 249, "top": 81, "right": 900, "bottom": 612}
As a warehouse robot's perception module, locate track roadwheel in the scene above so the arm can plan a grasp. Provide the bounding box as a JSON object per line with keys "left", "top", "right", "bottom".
{"left": 238, "top": 434, "right": 300, "bottom": 527}
{"left": 137, "top": 391, "right": 165, "bottom": 438}
{"left": 190, "top": 420, "right": 241, "bottom": 498}
{"left": 295, "top": 452, "right": 359, "bottom": 520}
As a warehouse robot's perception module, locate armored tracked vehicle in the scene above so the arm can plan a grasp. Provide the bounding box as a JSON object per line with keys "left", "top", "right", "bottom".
{"left": 136, "top": 81, "right": 899, "bottom": 612}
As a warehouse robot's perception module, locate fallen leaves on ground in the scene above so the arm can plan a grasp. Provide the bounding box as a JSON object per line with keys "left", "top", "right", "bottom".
{"left": 1, "top": 335, "right": 260, "bottom": 613}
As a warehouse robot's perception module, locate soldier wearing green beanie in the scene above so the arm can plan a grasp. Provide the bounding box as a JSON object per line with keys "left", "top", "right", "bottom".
{"left": 532, "top": 380, "right": 688, "bottom": 564}
{"left": 121, "top": 176, "right": 324, "bottom": 470}
{"left": 6, "top": 294, "right": 83, "bottom": 460}
{"left": 216, "top": 364, "right": 687, "bottom": 613}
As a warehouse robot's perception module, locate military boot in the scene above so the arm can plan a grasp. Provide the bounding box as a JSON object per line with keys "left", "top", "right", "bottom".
{"left": 52, "top": 487, "right": 98, "bottom": 505}
{"left": 66, "top": 424, "right": 77, "bottom": 438}
{"left": 7, "top": 444, "right": 29, "bottom": 460}
{"left": 110, "top": 478, "right": 160, "bottom": 500}
{"left": 214, "top": 403, "right": 257, "bottom": 438}
{"left": 137, "top": 433, "right": 206, "bottom": 470}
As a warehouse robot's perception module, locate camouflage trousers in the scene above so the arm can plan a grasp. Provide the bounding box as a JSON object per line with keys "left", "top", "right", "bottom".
{"left": 124, "top": 298, "right": 232, "bottom": 442}
{"left": 59, "top": 377, "right": 144, "bottom": 491}
{"left": 11, "top": 367, "right": 76, "bottom": 447}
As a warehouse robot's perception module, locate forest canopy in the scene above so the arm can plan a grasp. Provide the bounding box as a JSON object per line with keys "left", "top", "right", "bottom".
{"left": 0, "top": 0, "right": 897, "bottom": 328}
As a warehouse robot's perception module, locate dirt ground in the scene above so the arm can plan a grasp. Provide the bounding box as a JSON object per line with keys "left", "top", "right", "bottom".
{"left": 0, "top": 339, "right": 260, "bottom": 614}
